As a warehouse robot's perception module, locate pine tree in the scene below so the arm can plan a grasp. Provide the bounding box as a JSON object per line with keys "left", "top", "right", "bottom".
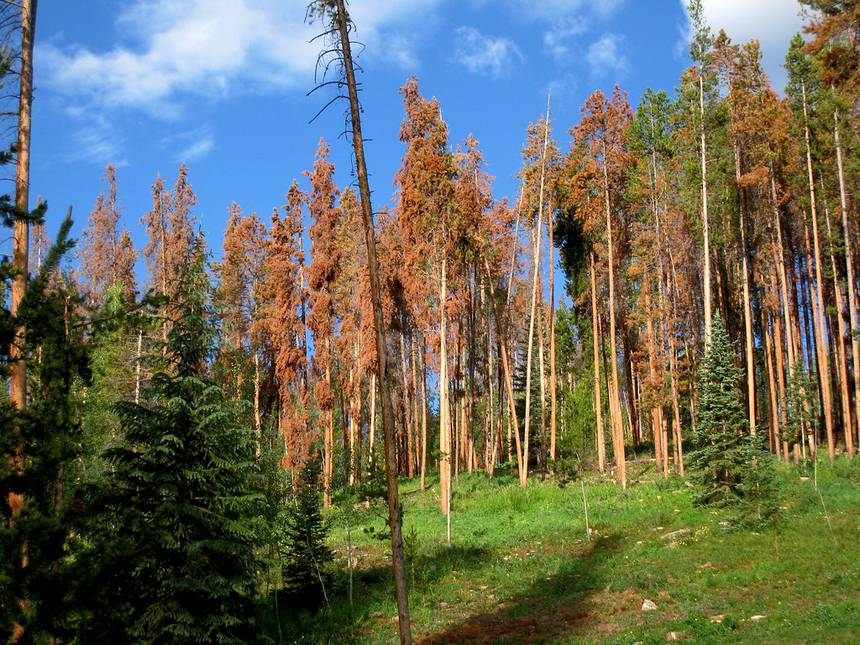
{"left": 278, "top": 456, "right": 334, "bottom": 610}
{"left": 79, "top": 165, "right": 136, "bottom": 306}
{"left": 690, "top": 315, "right": 767, "bottom": 508}
{"left": 70, "top": 238, "right": 263, "bottom": 644}
{"left": 1, "top": 212, "right": 88, "bottom": 643}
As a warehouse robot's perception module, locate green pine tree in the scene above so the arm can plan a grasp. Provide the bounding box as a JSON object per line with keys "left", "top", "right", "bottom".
{"left": 689, "top": 315, "right": 752, "bottom": 506}
{"left": 279, "top": 456, "right": 334, "bottom": 610}
{"left": 1, "top": 211, "right": 89, "bottom": 642}
{"left": 690, "top": 316, "right": 779, "bottom": 523}
{"left": 69, "top": 237, "right": 264, "bottom": 644}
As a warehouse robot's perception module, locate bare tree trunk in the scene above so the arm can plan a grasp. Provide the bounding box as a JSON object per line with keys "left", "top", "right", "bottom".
{"left": 834, "top": 110, "right": 860, "bottom": 454}
{"left": 411, "top": 340, "right": 421, "bottom": 481}
{"left": 590, "top": 253, "right": 606, "bottom": 473}
{"left": 699, "top": 72, "right": 712, "bottom": 347}
{"left": 537, "top": 290, "right": 547, "bottom": 470}
{"left": 329, "top": 2, "right": 412, "bottom": 637}
{"left": 399, "top": 329, "right": 415, "bottom": 478}
{"left": 548, "top": 201, "right": 557, "bottom": 461}
{"left": 602, "top": 142, "right": 626, "bottom": 489}
{"left": 486, "top": 286, "right": 497, "bottom": 476}
{"left": 802, "top": 80, "right": 835, "bottom": 462}
{"left": 763, "top": 311, "right": 780, "bottom": 455}
{"left": 439, "top": 258, "right": 451, "bottom": 512}
{"left": 10, "top": 0, "right": 36, "bottom": 411}
{"left": 734, "top": 145, "right": 757, "bottom": 433}
{"left": 824, "top": 199, "right": 854, "bottom": 456}
{"left": 324, "top": 360, "right": 333, "bottom": 508}
{"left": 253, "top": 351, "right": 261, "bottom": 457}
{"left": 484, "top": 258, "right": 525, "bottom": 481}
{"left": 522, "top": 100, "right": 550, "bottom": 486}
{"left": 369, "top": 373, "right": 376, "bottom": 466}
{"left": 135, "top": 329, "right": 143, "bottom": 404}
{"left": 419, "top": 354, "right": 428, "bottom": 490}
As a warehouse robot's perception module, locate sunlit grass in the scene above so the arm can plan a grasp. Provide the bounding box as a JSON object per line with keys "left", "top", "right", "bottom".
{"left": 274, "top": 457, "right": 860, "bottom": 643}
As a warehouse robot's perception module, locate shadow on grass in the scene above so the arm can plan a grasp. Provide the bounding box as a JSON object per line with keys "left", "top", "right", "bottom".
{"left": 417, "top": 534, "right": 624, "bottom": 644}
{"left": 267, "top": 544, "right": 495, "bottom": 643}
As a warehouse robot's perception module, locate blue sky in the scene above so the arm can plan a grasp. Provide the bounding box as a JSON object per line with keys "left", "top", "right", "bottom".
{"left": 28, "top": 0, "right": 806, "bottom": 278}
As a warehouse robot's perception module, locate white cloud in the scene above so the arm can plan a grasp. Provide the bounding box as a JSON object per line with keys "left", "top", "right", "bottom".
{"left": 40, "top": 0, "right": 442, "bottom": 115}
{"left": 587, "top": 33, "right": 628, "bottom": 77}
{"left": 453, "top": 27, "right": 523, "bottom": 78}
{"left": 177, "top": 134, "right": 215, "bottom": 163}
{"left": 543, "top": 19, "right": 587, "bottom": 60}
{"left": 66, "top": 115, "right": 128, "bottom": 167}
{"left": 506, "top": 0, "right": 623, "bottom": 64}
{"left": 678, "top": 0, "right": 806, "bottom": 91}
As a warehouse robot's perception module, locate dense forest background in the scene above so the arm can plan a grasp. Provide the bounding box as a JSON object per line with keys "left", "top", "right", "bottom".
{"left": 2, "top": 0, "right": 859, "bottom": 642}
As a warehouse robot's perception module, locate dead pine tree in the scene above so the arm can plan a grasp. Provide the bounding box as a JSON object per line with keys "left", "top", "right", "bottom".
{"left": 306, "top": 1, "right": 413, "bottom": 641}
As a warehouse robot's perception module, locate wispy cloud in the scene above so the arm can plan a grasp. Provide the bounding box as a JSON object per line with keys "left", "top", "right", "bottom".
{"left": 587, "top": 33, "right": 628, "bottom": 77}
{"left": 177, "top": 134, "right": 215, "bottom": 163}
{"left": 40, "top": 0, "right": 443, "bottom": 116}
{"left": 543, "top": 19, "right": 587, "bottom": 60}
{"left": 453, "top": 26, "right": 523, "bottom": 78}
{"left": 66, "top": 115, "right": 128, "bottom": 167}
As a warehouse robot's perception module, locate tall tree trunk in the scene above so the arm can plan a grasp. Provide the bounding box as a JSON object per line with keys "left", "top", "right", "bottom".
{"left": 330, "top": 2, "right": 412, "bottom": 637}
{"left": 699, "top": 73, "right": 712, "bottom": 347}
{"left": 486, "top": 285, "right": 497, "bottom": 476}
{"left": 763, "top": 311, "right": 780, "bottom": 454}
{"left": 590, "top": 253, "right": 607, "bottom": 473}
{"left": 602, "top": 142, "right": 626, "bottom": 489}
{"left": 734, "top": 145, "right": 757, "bottom": 433}
{"left": 537, "top": 290, "right": 547, "bottom": 470}
{"left": 135, "top": 328, "right": 143, "bottom": 404}
{"left": 824, "top": 199, "right": 854, "bottom": 456}
{"left": 548, "top": 201, "right": 557, "bottom": 461}
{"left": 11, "top": 0, "right": 35, "bottom": 405}
{"left": 623, "top": 331, "right": 640, "bottom": 448}
{"left": 834, "top": 109, "right": 860, "bottom": 453}
{"left": 803, "top": 224, "right": 830, "bottom": 455}
{"left": 411, "top": 340, "right": 421, "bottom": 482}
{"left": 484, "top": 258, "right": 525, "bottom": 482}
{"left": 439, "top": 257, "right": 451, "bottom": 512}
{"left": 253, "top": 351, "right": 261, "bottom": 456}
{"left": 801, "top": 80, "right": 835, "bottom": 462}
{"left": 419, "top": 353, "right": 428, "bottom": 490}
{"left": 369, "top": 372, "right": 376, "bottom": 467}
{"left": 645, "top": 287, "right": 664, "bottom": 476}
{"left": 8, "top": 5, "right": 37, "bottom": 613}
{"left": 522, "top": 100, "right": 551, "bottom": 486}
{"left": 399, "top": 329, "right": 415, "bottom": 478}
{"left": 324, "top": 359, "right": 333, "bottom": 508}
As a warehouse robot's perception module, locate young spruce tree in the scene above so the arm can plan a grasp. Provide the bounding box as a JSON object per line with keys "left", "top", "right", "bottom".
{"left": 279, "top": 456, "right": 334, "bottom": 610}
{"left": 690, "top": 316, "right": 777, "bottom": 522}
{"left": 71, "top": 237, "right": 263, "bottom": 644}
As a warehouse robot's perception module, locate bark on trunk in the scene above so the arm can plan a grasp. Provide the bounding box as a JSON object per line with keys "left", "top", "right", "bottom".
{"left": 801, "top": 80, "right": 835, "bottom": 462}
{"left": 330, "top": 2, "right": 412, "bottom": 637}
{"left": 590, "top": 253, "right": 607, "bottom": 473}
{"left": 602, "top": 141, "right": 626, "bottom": 488}
{"left": 834, "top": 110, "right": 860, "bottom": 454}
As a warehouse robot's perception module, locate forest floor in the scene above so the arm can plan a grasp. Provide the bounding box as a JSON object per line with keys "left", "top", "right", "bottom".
{"left": 275, "top": 457, "right": 860, "bottom": 643}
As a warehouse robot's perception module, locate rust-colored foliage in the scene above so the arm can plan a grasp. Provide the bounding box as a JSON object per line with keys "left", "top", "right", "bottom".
{"left": 80, "top": 165, "right": 137, "bottom": 304}
{"left": 306, "top": 139, "right": 342, "bottom": 409}
{"left": 259, "top": 181, "right": 313, "bottom": 468}
{"left": 141, "top": 164, "right": 198, "bottom": 303}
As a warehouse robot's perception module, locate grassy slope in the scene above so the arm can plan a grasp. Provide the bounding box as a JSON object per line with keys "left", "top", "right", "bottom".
{"left": 280, "top": 459, "right": 860, "bottom": 643}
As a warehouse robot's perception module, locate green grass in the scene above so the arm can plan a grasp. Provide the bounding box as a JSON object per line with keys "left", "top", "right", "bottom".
{"left": 272, "top": 458, "right": 860, "bottom": 643}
